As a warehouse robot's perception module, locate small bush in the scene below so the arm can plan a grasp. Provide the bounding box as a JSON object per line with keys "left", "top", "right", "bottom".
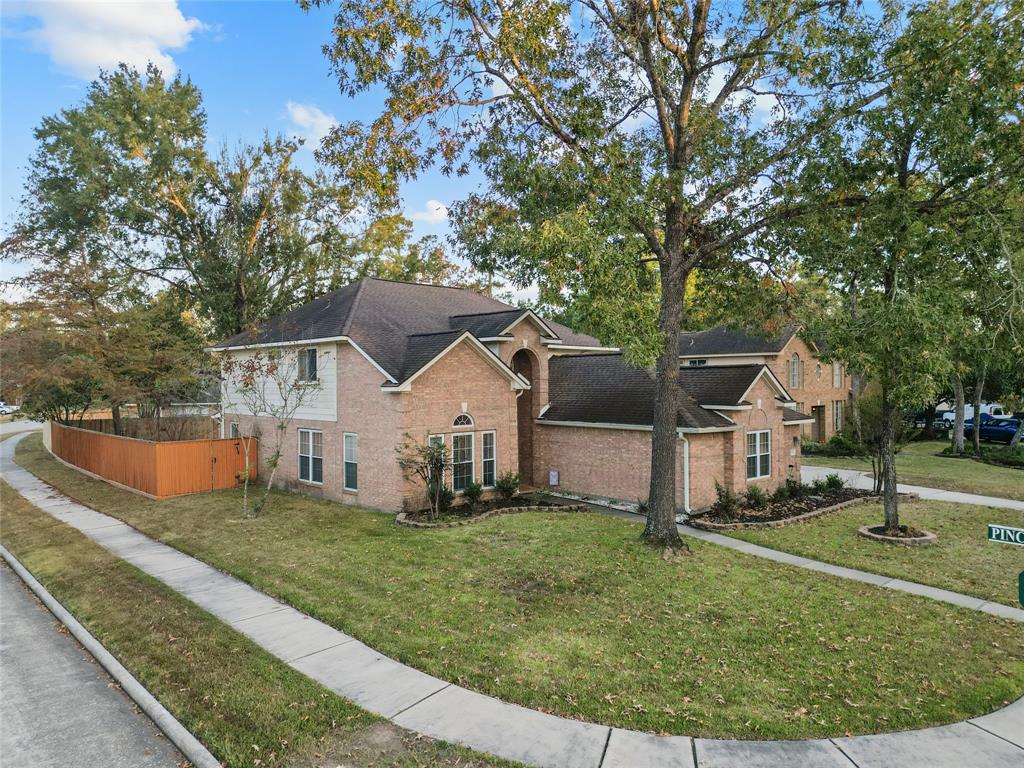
{"left": 744, "top": 485, "right": 768, "bottom": 510}
{"left": 812, "top": 477, "right": 829, "bottom": 493}
{"left": 784, "top": 477, "right": 806, "bottom": 498}
{"left": 771, "top": 483, "right": 790, "bottom": 503}
{"left": 463, "top": 481, "right": 483, "bottom": 510}
{"left": 428, "top": 484, "right": 454, "bottom": 515}
{"left": 495, "top": 471, "right": 520, "bottom": 500}
{"left": 712, "top": 481, "right": 739, "bottom": 516}
{"left": 824, "top": 473, "right": 845, "bottom": 491}
{"left": 826, "top": 432, "right": 863, "bottom": 457}
{"left": 635, "top": 498, "right": 650, "bottom": 516}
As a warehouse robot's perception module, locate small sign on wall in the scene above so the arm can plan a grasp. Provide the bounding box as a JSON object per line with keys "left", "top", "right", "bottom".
{"left": 549, "top": 470, "right": 559, "bottom": 487}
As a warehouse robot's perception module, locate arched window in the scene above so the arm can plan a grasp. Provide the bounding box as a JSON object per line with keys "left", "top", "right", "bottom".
{"left": 789, "top": 354, "right": 801, "bottom": 389}
{"left": 453, "top": 413, "right": 473, "bottom": 428}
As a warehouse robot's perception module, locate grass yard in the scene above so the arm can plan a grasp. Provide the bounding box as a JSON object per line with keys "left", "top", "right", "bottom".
{"left": 729, "top": 499, "right": 1024, "bottom": 606}
{"left": 14, "top": 433, "right": 1024, "bottom": 740}
{"left": 0, "top": 481, "right": 511, "bottom": 768}
{"left": 803, "top": 440, "right": 1024, "bottom": 500}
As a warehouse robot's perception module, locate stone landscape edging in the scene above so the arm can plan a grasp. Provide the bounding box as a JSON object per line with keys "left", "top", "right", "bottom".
{"left": 395, "top": 503, "right": 588, "bottom": 528}
{"left": 686, "top": 492, "right": 919, "bottom": 531}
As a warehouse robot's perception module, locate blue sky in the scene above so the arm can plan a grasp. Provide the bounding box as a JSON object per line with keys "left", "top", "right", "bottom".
{"left": 1, "top": 0, "right": 476, "bottom": 285}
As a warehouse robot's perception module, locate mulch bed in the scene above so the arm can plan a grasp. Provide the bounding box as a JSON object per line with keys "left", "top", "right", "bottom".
{"left": 396, "top": 497, "right": 587, "bottom": 529}
{"left": 686, "top": 488, "right": 895, "bottom": 531}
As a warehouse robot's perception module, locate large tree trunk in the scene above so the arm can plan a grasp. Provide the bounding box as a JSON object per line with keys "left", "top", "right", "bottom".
{"left": 880, "top": 378, "right": 900, "bottom": 532}
{"left": 972, "top": 367, "right": 985, "bottom": 455}
{"left": 111, "top": 403, "right": 124, "bottom": 436}
{"left": 643, "top": 262, "right": 687, "bottom": 553}
{"left": 951, "top": 374, "right": 965, "bottom": 454}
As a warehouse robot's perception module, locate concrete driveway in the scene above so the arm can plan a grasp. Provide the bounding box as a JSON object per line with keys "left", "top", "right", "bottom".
{"left": 0, "top": 564, "right": 183, "bottom": 768}
{"left": 0, "top": 419, "right": 41, "bottom": 437}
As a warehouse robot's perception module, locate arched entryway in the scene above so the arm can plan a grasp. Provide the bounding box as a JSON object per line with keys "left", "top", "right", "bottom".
{"left": 511, "top": 349, "right": 537, "bottom": 486}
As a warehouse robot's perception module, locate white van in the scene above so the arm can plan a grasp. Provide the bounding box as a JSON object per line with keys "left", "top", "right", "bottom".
{"left": 942, "top": 403, "right": 1008, "bottom": 423}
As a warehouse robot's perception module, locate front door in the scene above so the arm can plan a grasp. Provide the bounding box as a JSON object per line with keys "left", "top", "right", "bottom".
{"left": 811, "top": 405, "right": 826, "bottom": 442}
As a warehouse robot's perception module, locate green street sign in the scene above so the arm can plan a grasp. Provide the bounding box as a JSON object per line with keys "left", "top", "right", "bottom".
{"left": 987, "top": 524, "right": 1024, "bottom": 546}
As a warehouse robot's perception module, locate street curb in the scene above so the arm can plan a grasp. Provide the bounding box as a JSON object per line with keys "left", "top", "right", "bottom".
{"left": 0, "top": 544, "right": 222, "bottom": 768}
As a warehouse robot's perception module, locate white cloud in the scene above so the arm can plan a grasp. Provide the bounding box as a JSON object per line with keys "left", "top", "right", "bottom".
{"left": 6, "top": 1, "right": 204, "bottom": 79}
{"left": 286, "top": 101, "right": 337, "bottom": 151}
{"left": 408, "top": 199, "right": 449, "bottom": 224}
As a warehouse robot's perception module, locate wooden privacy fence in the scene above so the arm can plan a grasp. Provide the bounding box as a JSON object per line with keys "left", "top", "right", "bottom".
{"left": 49, "top": 421, "right": 257, "bottom": 499}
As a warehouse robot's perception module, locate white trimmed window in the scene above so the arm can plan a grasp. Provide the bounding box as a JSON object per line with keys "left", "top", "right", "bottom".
{"left": 788, "top": 354, "right": 801, "bottom": 389}
{"left": 428, "top": 434, "right": 444, "bottom": 448}
{"left": 343, "top": 433, "right": 358, "bottom": 491}
{"left": 453, "top": 413, "right": 473, "bottom": 428}
{"left": 229, "top": 421, "right": 240, "bottom": 438}
{"left": 832, "top": 361, "right": 844, "bottom": 388}
{"left": 833, "top": 401, "right": 844, "bottom": 432}
{"left": 746, "top": 430, "right": 771, "bottom": 480}
{"left": 482, "top": 431, "right": 496, "bottom": 487}
{"left": 298, "top": 348, "right": 318, "bottom": 382}
{"left": 298, "top": 429, "right": 323, "bottom": 484}
{"left": 452, "top": 432, "right": 474, "bottom": 492}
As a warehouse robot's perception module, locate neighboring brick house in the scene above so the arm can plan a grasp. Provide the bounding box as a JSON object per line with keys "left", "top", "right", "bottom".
{"left": 214, "top": 278, "right": 813, "bottom": 512}
{"left": 678, "top": 325, "right": 851, "bottom": 442}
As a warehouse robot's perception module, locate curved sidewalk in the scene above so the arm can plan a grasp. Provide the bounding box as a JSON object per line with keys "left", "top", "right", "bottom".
{"left": 801, "top": 465, "right": 1024, "bottom": 511}
{"left": 2, "top": 433, "right": 1021, "bottom": 768}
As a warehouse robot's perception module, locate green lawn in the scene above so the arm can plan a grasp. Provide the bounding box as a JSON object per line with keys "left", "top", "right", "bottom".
{"left": 730, "top": 499, "right": 1024, "bottom": 606}
{"left": 804, "top": 440, "right": 1024, "bottom": 500}
{"left": 0, "top": 481, "right": 510, "bottom": 768}
{"left": 14, "top": 433, "right": 1024, "bottom": 740}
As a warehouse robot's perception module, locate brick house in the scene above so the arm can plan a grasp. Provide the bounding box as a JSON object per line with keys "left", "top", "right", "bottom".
{"left": 214, "top": 278, "right": 813, "bottom": 512}
{"left": 679, "top": 326, "right": 851, "bottom": 442}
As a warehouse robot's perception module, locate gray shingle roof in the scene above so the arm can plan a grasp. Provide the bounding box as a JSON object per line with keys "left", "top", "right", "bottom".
{"left": 214, "top": 278, "right": 603, "bottom": 382}
{"left": 677, "top": 365, "right": 766, "bottom": 406}
{"left": 540, "top": 354, "right": 735, "bottom": 431}
{"left": 678, "top": 325, "right": 799, "bottom": 357}
{"left": 782, "top": 406, "right": 814, "bottom": 422}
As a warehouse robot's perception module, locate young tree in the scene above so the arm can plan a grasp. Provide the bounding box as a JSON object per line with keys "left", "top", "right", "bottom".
{"left": 307, "top": 0, "right": 898, "bottom": 550}
{"left": 219, "top": 348, "right": 332, "bottom": 517}
{"left": 396, "top": 436, "right": 451, "bottom": 520}
{"left": 790, "top": 2, "right": 1022, "bottom": 532}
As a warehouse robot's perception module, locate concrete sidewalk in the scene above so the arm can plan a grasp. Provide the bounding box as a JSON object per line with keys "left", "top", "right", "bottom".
{"left": 2, "top": 432, "right": 1021, "bottom": 768}
{"left": 0, "top": 564, "right": 183, "bottom": 768}
{"left": 801, "top": 465, "right": 1024, "bottom": 511}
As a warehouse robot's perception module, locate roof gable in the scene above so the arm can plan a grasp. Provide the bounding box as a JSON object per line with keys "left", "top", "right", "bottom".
{"left": 678, "top": 325, "right": 800, "bottom": 357}
{"left": 382, "top": 331, "right": 528, "bottom": 391}
{"left": 213, "top": 278, "right": 605, "bottom": 383}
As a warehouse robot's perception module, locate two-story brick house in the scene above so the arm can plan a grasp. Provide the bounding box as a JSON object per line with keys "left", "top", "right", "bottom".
{"left": 679, "top": 326, "right": 851, "bottom": 442}
{"left": 214, "top": 278, "right": 813, "bottom": 512}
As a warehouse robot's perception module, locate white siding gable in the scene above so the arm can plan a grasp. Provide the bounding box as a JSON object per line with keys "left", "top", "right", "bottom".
{"left": 221, "top": 344, "right": 338, "bottom": 423}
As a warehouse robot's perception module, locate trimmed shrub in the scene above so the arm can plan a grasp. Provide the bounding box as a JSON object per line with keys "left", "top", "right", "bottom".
{"left": 428, "top": 484, "right": 454, "bottom": 515}
{"left": 495, "top": 471, "right": 520, "bottom": 500}
{"left": 770, "top": 483, "right": 790, "bottom": 503}
{"left": 463, "top": 481, "right": 483, "bottom": 510}
{"left": 812, "top": 477, "right": 829, "bottom": 493}
{"left": 711, "top": 481, "right": 739, "bottom": 516}
{"left": 636, "top": 498, "right": 650, "bottom": 516}
{"left": 744, "top": 485, "right": 768, "bottom": 510}
{"left": 784, "top": 477, "right": 806, "bottom": 498}
{"left": 824, "top": 473, "right": 845, "bottom": 490}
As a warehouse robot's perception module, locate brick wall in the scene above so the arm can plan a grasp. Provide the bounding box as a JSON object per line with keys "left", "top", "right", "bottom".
{"left": 399, "top": 341, "right": 520, "bottom": 510}
{"left": 532, "top": 376, "right": 804, "bottom": 511}
{"left": 769, "top": 336, "right": 850, "bottom": 441}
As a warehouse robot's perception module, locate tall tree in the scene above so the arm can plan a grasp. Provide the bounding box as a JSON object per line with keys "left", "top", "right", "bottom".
{"left": 1, "top": 65, "right": 360, "bottom": 339}
{"left": 307, "top": 0, "right": 897, "bottom": 550}
{"left": 791, "top": 1, "right": 1022, "bottom": 532}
